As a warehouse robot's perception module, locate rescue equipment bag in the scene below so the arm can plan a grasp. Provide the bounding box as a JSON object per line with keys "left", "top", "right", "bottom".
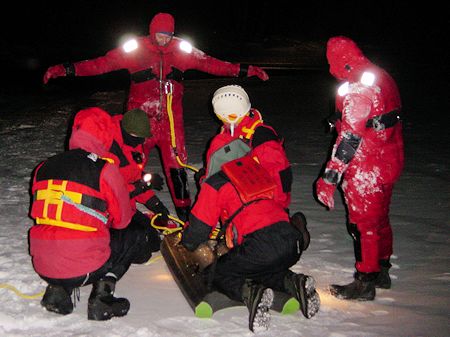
{"left": 221, "top": 154, "right": 276, "bottom": 203}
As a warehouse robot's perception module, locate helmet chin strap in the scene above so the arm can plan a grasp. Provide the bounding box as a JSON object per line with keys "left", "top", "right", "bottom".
{"left": 230, "top": 123, "right": 235, "bottom": 137}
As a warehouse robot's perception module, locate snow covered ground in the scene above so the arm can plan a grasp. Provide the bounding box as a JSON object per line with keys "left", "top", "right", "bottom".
{"left": 0, "top": 69, "right": 449, "bottom": 336}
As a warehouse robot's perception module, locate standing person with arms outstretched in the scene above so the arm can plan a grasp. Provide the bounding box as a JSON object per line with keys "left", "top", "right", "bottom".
{"left": 43, "top": 12, "right": 269, "bottom": 222}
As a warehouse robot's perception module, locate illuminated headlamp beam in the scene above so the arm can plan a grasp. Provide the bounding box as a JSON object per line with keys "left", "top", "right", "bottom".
{"left": 143, "top": 173, "right": 152, "bottom": 183}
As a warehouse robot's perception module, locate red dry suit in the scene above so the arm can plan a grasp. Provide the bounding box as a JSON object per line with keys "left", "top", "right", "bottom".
{"left": 43, "top": 13, "right": 268, "bottom": 217}
{"left": 204, "top": 109, "right": 292, "bottom": 210}
{"left": 316, "top": 36, "right": 404, "bottom": 273}
{"left": 70, "top": 107, "right": 157, "bottom": 212}
{"left": 183, "top": 158, "right": 291, "bottom": 249}
{"left": 29, "top": 115, "right": 133, "bottom": 279}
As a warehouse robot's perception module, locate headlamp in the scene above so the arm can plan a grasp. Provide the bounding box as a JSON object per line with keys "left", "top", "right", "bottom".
{"left": 143, "top": 173, "right": 152, "bottom": 183}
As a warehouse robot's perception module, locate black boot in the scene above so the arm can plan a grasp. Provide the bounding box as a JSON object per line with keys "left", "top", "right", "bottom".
{"left": 88, "top": 277, "right": 130, "bottom": 320}
{"left": 330, "top": 272, "right": 377, "bottom": 301}
{"left": 284, "top": 271, "right": 320, "bottom": 318}
{"left": 41, "top": 284, "right": 73, "bottom": 315}
{"left": 290, "top": 211, "right": 310, "bottom": 250}
{"left": 375, "top": 260, "right": 392, "bottom": 289}
{"left": 175, "top": 206, "right": 190, "bottom": 222}
{"left": 241, "top": 281, "right": 273, "bottom": 332}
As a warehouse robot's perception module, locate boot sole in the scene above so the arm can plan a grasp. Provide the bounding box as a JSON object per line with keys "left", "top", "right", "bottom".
{"left": 251, "top": 288, "right": 274, "bottom": 333}
{"left": 298, "top": 276, "right": 320, "bottom": 318}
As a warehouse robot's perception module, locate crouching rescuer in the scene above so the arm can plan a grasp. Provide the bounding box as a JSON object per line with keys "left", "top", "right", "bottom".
{"left": 180, "top": 153, "right": 320, "bottom": 332}
{"left": 28, "top": 109, "right": 155, "bottom": 320}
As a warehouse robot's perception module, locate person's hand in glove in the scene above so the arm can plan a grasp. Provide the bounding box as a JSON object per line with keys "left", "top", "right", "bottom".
{"left": 315, "top": 177, "right": 337, "bottom": 209}
{"left": 130, "top": 173, "right": 165, "bottom": 198}
{"left": 43, "top": 64, "right": 66, "bottom": 84}
{"left": 145, "top": 195, "right": 170, "bottom": 221}
{"left": 247, "top": 65, "right": 269, "bottom": 81}
{"left": 149, "top": 173, "right": 164, "bottom": 191}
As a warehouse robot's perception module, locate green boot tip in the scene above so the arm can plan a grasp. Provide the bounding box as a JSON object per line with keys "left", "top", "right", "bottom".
{"left": 281, "top": 297, "right": 300, "bottom": 315}
{"left": 195, "top": 301, "right": 213, "bottom": 318}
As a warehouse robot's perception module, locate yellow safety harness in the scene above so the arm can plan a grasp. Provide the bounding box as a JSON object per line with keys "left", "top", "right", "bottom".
{"left": 241, "top": 118, "right": 263, "bottom": 140}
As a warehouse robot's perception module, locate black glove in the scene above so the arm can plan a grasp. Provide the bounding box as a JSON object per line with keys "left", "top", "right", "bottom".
{"left": 180, "top": 223, "right": 198, "bottom": 251}
{"left": 129, "top": 173, "right": 165, "bottom": 198}
{"left": 145, "top": 195, "right": 170, "bottom": 221}
{"left": 130, "top": 179, "right": 152, "bottom": 199}
{"left": 150, "top": 173, "right": 164, "bottom": 191}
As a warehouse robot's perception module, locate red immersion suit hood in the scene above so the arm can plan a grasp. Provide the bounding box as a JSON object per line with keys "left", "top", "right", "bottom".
{"left": 69, "top": 107, "right": 114, "bottom": 158}
{"left": 149, "top": 13, "right": 175, "bottom": 44}
{"left": 326, "top": 36, "right": 370, "bottom": 81}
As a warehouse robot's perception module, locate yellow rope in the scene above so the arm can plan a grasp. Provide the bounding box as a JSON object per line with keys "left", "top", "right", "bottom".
{"left": 176, "top": 156, "right": 199, "bottom": 172}
{"left": 150, "top": 213, "right": 184, "bottom": 235}
{"left": 0, "top": 283, "right": 44, "bottom": 300}
{"left": 166, "top": 92, "right": 199, "bottom": 173}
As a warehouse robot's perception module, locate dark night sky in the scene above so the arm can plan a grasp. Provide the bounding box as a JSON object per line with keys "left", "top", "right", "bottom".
{"left": 0, "top": 1, "right": 448, "bottom": 91}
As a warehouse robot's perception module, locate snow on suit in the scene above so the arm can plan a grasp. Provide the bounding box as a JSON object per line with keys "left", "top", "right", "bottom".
{"left": 316, "top": 36, "right": 404, "bottom": 273}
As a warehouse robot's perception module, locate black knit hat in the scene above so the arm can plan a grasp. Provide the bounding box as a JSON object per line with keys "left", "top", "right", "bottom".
{"left": 121, "top": 109, "right": 151, "bottom": 138}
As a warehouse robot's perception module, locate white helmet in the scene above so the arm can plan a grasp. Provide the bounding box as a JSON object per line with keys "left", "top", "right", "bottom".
{"left": 212, "top": 85, "right": 251, "bottom": 135}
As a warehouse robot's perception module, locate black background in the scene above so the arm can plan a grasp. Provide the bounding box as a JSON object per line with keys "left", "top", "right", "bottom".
{"left": 0, "top": 0, "right": 448, "bottom": 92}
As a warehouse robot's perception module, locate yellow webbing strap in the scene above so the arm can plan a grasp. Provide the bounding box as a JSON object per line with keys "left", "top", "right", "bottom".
{"left": 241, "top": 119, "right": 263, "bottom": 139}
{"left": 36, "top": 218, "right": 98, "bottom": 232}
{"left": 35, "top": 179, "right": 98, "bottom": 231}
{"left": 100, "top": 156, "right": 115, "bottom": 164}
{"left": 166, "top": 92, "right": 199, "bottom": 172}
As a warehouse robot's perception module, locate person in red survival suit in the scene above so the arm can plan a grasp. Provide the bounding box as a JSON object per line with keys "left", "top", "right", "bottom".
{"left": 43, "top": 13, "right": 269, "bottom": 222}
{"left": 314, "top": 36, "right": 404, "bottom": 300}
{"left": 72, "top": 107, "right": 171, "bottom": 232}
{"left": 29, "top": 108, "right": 162, "bottom": 320}
{"left": 181, "top": 154, "right": 320, "bottom": 332}
{"left": 195, "top": 85, "right": 292, "bottom": 212}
